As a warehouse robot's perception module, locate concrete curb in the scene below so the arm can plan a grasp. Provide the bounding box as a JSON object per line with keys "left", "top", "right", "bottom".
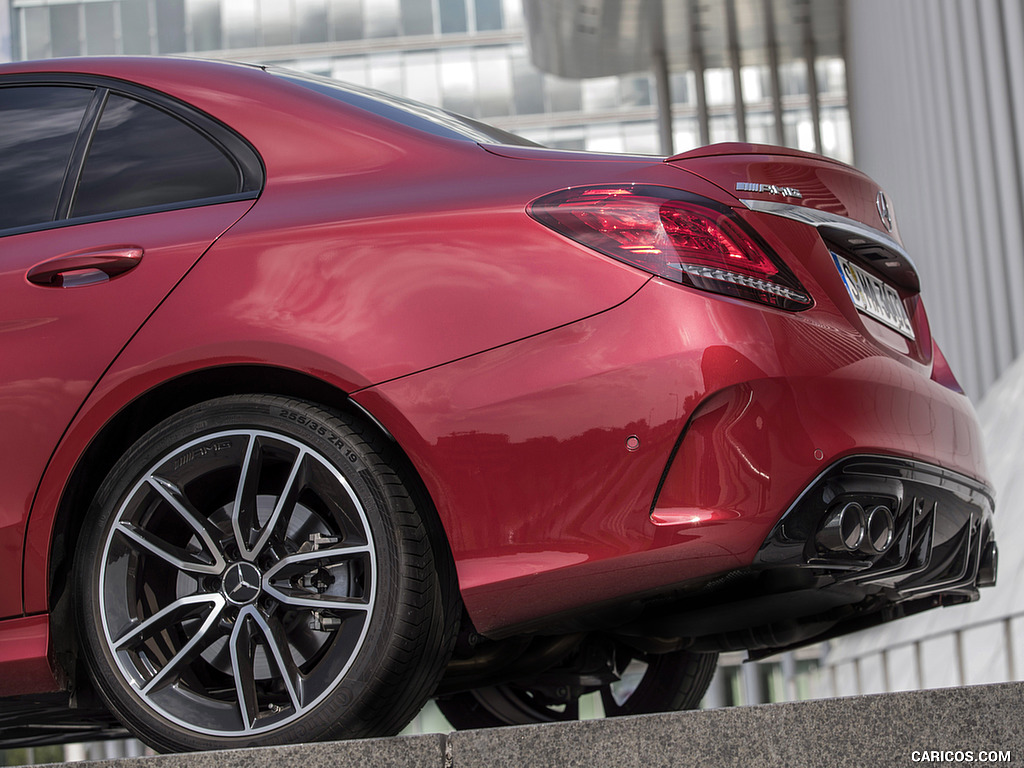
{"left": 28, "top": 682, "right": 1024, "bottom": 768}
{"left": 452, "top": 682, "right": 1024, "bottom": 767}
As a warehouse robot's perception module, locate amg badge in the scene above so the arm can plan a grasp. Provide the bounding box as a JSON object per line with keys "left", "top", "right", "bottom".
{"left": 736, "top": 181, "right": 803, "bottom": 199}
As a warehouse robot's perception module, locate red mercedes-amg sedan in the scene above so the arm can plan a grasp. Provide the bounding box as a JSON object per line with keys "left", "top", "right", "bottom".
{"left": 0, "top": 57, "right": 997, "bottom": 752}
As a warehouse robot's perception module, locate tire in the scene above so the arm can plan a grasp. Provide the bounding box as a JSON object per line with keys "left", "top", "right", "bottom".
{"left": 74, "top": 395, "right": 458, "bottom": 752}
{"left": 436, "top": 648, "right": 717, "bottom": 729}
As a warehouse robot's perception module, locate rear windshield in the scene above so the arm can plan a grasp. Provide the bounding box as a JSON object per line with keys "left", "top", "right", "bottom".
{"left": 270, "top": 67, "right": 537, "bottom": 147}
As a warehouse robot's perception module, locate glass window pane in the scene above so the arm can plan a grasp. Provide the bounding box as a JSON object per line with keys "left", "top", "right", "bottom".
{"left": 623, "top": 121, "right": 657, "bottom": 154}
{"left": 745, "top": 110, "right": 776, "bottom": 145}
{"left": 816, "top": 56, "right": 846, "bottom": 97}
{"left": 673, "top": 117, "right": 700, "bottom": 154}
{"left": 73, "top": 95, "right": 239, "bottom": 218}
{"left": 538, "top": 125, "right": 585, "bottom": 150}
{"left": 820, "top": 105, "right": 852, "bottom": 163}
{"left": 440, "top": 48, "right": 476, "bottom": 116}
{"left": 156, "top": 0, "right": 187, "bottom": 54}
{"left": 400, "top": 0, "right": 433, "bottom": 36}
{"left": 119, "top": 0, "right": 153, "bottom": 54}
{"left": 404, "top": 50, "right": 441, "bottom": 105}
{"left": 50, "top": 4, "right": 81, "bottom": 58}
{"left": 222, "top": 0, "right": 257, "bottom": 48}
{"left": 329, "top": 0, "right": 363, "bottom": 41}
{"left": 474, "top": 0, "right": 502, "bottom": 31}
{"left": 22, "top": 8, "right": 52, "bottom": 60}
{"left": 779, "top": 60, "right": 808, "bottom": 97}
{"left": 259, "top": 0, "right": 293, "bottom": 46}
{"left": 585, "top": 123, "right": 624, "bottom": 153}
{"left": 331, "top": 55, "right": 369, "bottom": 87}
{"left": 85, "top": 2, "right": 117, "bottom": 55}
{"left": 619, "top": 74, "right": 651, "bottom": 108}
{"left": 475, "top": 48, "right": 511, "bottom": 117}
{"left": 295, "top": 0, "right": 328, "bottom": 44}
{"left": 187, "top": 0, "right": 223, "bottom": 52}
{"left": 740, "top": 65, "right": 771, "bottom": 105}
{"left": 581, "top": 76, "right": 617, "bottom": 113}
{"left": 782, "top": 107, "right": 813, "bottom": 151}
{"left": 365, "top": 0, "right": 399, "bottom": 37}
{"left": 0, "top": 86, "right": 93, "bottom": 230}
{"left": 440, "top": 0, "right": 467, "bottom": 34}
{"left": 704, "top": 68, "right": 734, "bottom": 107}
{"left": 546, "top": 75, "right": 581, "bottom": 113}
{"left": 511, "top": 49, "right": 543, "bottom": 115}
{"left": 671, "top": 70, "right": 694, "bottom": 105}
{"left": 367, "top": 52, "right": 401, "bottom": 95}
{"left": 709, "top": 114, "right": 738, "bottom": 144}
{"left": 501, "top": 0, "right": 522, "bottom": 30}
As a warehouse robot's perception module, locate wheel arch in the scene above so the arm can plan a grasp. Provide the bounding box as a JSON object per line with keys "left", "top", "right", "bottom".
{"left": 45, "top": 364, "right": 457, "bottom": 691}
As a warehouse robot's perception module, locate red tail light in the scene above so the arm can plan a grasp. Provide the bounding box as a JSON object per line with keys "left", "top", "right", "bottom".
{"left": 528, "top": 185, "right": 812, "bottom": 310}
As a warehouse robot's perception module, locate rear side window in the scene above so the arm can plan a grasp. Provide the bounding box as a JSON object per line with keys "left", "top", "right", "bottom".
{"left": 0, "top": 86, "right": 92, "bottom": 230}
{"left": 71, "top": 93, "right": 241, "bottom": 218}
{"left": 272, "top": 68, "right": 538, "bottom": 147}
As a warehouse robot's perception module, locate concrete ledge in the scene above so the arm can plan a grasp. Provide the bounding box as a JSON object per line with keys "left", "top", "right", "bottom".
{"left": 32, "top": 733, "right": 447, "bottom": 768}
{"left": 28, "top": 683, "right": 1024, "bottom": 768}
{"left": 452, "top": 682, "right": 1024, "bottom": 768}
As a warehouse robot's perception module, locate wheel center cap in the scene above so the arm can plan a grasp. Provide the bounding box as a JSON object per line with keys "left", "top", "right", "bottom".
{"left": 223, "top": 561, "right": 262, "bottom": 605}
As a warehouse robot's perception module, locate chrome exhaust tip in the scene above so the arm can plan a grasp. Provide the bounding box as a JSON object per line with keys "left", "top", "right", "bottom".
{"left": 978, "top": 539, "right": 998, "bottom": 587}
{"left": 862, "top": 505, "right": 895, "bottom": 554}
{"left": 817, "top": 502, "right": 865, "bottom": 552}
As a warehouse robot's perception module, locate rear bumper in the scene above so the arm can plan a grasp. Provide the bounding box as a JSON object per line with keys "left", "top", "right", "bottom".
{"left": 358, "top": 276, "right": 993, "bottom": 637}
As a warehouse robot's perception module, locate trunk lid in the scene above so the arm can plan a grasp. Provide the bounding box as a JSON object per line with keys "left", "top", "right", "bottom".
{"left": 665, "top": 142, "right": 900, "bottom": 241}
{"left": 667, "top": 143, "right": 932, "bottom": 365}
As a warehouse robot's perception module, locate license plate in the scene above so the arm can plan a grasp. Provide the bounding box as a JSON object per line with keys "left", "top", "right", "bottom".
{"left": 831, "top": 251, "right": 915, "bottom": 340}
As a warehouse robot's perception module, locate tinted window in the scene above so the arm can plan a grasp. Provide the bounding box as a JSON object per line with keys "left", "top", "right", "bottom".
{"left": 272, "top": 68, "right": 538, "bottom": 147}
{"left": 72, "top": 94, "right": 240, "bottom": 218}
{"left": 0, "top": 86, "right": 92, "bottom": 230}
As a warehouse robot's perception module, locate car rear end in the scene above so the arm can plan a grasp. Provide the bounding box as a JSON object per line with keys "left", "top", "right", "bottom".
{"left": 519, "top": 142, "right": 996, "bottom": 653}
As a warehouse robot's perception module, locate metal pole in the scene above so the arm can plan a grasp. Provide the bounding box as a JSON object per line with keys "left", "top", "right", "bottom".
{"left": 801, "top": 0, "right": 823, "bottom": 153}
{"left": 689, "top": 0, "right": 710, "bottom": 145}
{"left": 725, "top": 0, "right": 747, "bottom": 141}
{"left": 652, "top": 47, "right": 675, "bottom": 155}
{"left": 741, "top": 660, "right": 766, "bottom": 705}
{"left": 651, "top": 0, "right": 675, "bottom": 157}
{"left": 763, "top": 0, "right": 785, "bottom": 144}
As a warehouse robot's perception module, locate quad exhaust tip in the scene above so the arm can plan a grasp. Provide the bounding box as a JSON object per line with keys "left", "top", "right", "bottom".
{"left": 817, "top": 501, "right": 895, "bottom": 555}
{"left": 863, "top": 505, "right": 895, "bottom": 554}
{"left": 978, "top": 540, "right": 998, "bottom": 588}
{"left": 817, "top": 501, "right": 865, "bottom": 552}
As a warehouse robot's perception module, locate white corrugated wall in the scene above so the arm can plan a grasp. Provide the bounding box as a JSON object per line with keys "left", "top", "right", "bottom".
{"left": 846, "top": 0, "right": 1024, "bottom": 401}
{"left": 822, "top": 0, "right": 1024, "bottom": 693}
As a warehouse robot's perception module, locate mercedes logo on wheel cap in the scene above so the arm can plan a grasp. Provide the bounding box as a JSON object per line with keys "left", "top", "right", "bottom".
{"left": 222, "top": 561, "right": 262, "bottom": 605}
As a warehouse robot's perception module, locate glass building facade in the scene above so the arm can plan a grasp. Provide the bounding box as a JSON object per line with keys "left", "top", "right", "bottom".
{"left": 4, "top": 0, "right": 851, "bottom": 161}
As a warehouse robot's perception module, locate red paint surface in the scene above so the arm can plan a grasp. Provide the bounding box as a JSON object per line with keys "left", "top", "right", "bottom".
{"left": 0, "top": 615, "right": 59, "bottom": 696}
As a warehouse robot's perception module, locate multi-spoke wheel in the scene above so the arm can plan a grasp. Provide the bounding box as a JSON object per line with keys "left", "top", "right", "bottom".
{"left": 437, "top": 647, "right": 717, "bottom": 729}
{"left": 74, "top": 396, "right": 458, "bottom": 752}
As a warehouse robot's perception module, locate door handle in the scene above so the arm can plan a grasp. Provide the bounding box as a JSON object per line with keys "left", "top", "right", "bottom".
{"left": 27, "top": 246, "right": 144, "bottom": 287}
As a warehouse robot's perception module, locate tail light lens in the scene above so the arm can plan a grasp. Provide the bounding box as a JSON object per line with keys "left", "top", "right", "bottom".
{"left": 930, "top": 341, "right": 964, "bottom": 394}
{"left": 528, "top": 185, "right": 812, "bottom": 310}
